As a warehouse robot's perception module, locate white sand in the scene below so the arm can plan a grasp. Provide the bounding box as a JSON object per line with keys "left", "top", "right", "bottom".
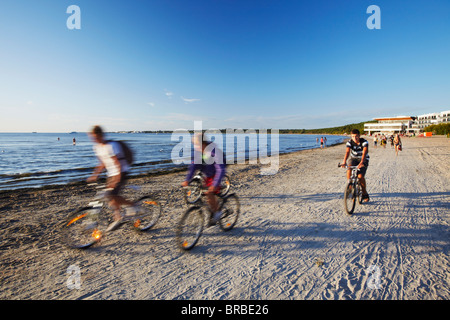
{"left": 0, "top": 135, "right": 449, "bottom": 300}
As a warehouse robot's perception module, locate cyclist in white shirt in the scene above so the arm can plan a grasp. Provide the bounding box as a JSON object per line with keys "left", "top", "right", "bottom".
{"left": 87, "top": 125, "right": 135, "bottom": 231}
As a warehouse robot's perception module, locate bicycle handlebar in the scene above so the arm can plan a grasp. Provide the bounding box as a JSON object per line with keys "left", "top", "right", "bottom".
{"left": 338, "top": 163, "right": 358, "bottom": 169}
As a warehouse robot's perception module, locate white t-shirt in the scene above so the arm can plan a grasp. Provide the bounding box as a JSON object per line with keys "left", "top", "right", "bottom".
{"left": 93, "top": 141, "right": 130, "bottom": 177}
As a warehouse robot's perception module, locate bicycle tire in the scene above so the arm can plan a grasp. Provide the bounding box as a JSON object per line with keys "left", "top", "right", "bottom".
{"left": 218, "top": 175, "right": 231, "bottom": 197}
{"left": 218, "top": 193, "right": 240, "bottom": 231}
{"left": 133, "top": 196, "right": 161, "bottom": 231}
{"left": 356, "top": 181, "right": 363, "bottom": 205}
{"left": 62, "top": 207, "right": 103, "bottom": 249}
{"left": 344, "top": 183, "right": 356, "bottom": 215}
{"left": 176, "top": 206, "right": 204, "bottom": 250}
{"left": 184, "top": 177, "right": 203, "bottom": 204}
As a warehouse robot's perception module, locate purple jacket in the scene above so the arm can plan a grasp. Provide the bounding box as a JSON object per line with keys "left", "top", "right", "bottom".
{"left": 185, "top": 146, "right": 226, "bottom": 188}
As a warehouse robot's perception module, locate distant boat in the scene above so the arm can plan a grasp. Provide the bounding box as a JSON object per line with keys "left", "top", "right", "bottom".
{"left": 69, "top": 132, "right": 77, "bottom": 134}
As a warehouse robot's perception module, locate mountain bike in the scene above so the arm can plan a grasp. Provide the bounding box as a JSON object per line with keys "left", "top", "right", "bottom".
{"left": 338, "top": 163, "right": 364, "bottom": 215}
{"left": 183, "top": 172, "right": 231, "bottom": 204}
{"left": 62, "top": 184, "right": 161, "bottom": 249}
{"left": 177, "top": 189, "right": 240, "bottom": 251}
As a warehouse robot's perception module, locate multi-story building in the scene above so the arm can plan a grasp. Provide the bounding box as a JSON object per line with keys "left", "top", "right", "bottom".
{"left": 364, "top": 116, "right": 417, "bottom": 135}
{"left": 416, "top": 113, "right": 439, "bottom": 130}
{"left": 438, "top": 110, "right": 450, "bottom": 124}
{"left": 364, "top": 110, "right": 449, "bottom": 135}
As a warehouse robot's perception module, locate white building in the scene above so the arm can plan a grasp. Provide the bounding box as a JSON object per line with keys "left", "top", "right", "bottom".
{"left": 364, "top": 116, "right": 417, "bottom": 135}
{"left": 365, "top": 110, "right": 450, "bottom": 135}
{"left": 416, "top": 113, "right": 439, "bottom": 130}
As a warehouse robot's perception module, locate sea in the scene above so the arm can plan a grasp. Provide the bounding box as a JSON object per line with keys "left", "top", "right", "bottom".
{"left": 0, "top": 132, "right": 346, "bottom": 191}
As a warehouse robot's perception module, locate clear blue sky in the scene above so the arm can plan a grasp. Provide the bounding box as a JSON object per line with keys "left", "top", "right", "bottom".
{"left": 1, "top": 0, "right": 449, "bottom": 132}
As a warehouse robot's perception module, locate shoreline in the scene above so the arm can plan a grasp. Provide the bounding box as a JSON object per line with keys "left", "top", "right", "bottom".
{"left": 0, "top": 139, "right": 347, "bottom": 196}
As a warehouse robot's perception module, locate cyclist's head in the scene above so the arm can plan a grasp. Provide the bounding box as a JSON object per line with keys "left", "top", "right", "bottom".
{"left": 90, "top": 125, "right": 105, "bottom": 144}
{"left": 192, "top": 131, "right": 210, "bottom": 152}
{"left": 351, "top": 129, "right": 360, "bottom": 143}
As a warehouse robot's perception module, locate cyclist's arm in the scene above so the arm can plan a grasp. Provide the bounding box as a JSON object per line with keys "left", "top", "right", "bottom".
{"left": 185, "top": 163, "right": 201, "bottom": 183}
{"left": 88, "top": 159, "right": 105, "bottom": 182}
{"left": 211, "top": 162, "right": 226, "bottom": 189}
{"left": 342, "top": 147, "right": 351, "bottom": 167}
{"left": 359, "top": 146, "right": 368, "bottom": 168}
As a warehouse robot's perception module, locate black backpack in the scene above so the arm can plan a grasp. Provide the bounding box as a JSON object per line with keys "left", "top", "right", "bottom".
{"left": 107, "top": 140, "right": 134, "bottom": 165}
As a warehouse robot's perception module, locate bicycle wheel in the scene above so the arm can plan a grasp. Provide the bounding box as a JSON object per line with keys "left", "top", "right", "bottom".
{"left": 176, "top": 206, "right": 205, "bottom": 250}
{"left": 356, "top": 181, "right": 363, "bottom": 205}
{"left": 63, "top": 207, "right": 103, "bottom": 249}
{"left": 218, "top": 175, "right": 231, "bottom": 197}
{"left": 133, "top": 196, "right": 161, "bottom": 231}
{"left": 344, "top": 183, "right": 356, "bottom": 215}
{"left": 219, "top": 193, "right": 240, "bottom": 231}
{"left": 184, "top": 177, "right": 203, "bottom": 204}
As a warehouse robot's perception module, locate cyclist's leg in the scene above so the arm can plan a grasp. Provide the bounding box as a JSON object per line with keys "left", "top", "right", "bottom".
{"left": 347, "top": 158, "right": 357, "bottom": 180}
{"left": 205, "top": 176, "right": 222, "bottom": 224}
{"left": 108, "top": 173, "right": 133, "bottom": 220}
{"left": 206, "top": 192, "right": 219, "bottom": 213}
{"left": 204, "top": 176, "right": 220, "bottom": 212}
{"left": 358, "top": 175, "right": 367, "bottom": 194}
{"left": 358, "top": 163, "right": 369, "bottom": 200}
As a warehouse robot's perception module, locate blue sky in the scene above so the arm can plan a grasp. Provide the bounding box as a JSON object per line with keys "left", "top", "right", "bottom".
{"left": 1, "top": 0, "right": 449, "bottom": 132}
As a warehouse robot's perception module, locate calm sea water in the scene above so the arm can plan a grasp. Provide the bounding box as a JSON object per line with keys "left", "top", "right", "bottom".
{"left": 0, "top": 132, "right": 345, "bottom": 191}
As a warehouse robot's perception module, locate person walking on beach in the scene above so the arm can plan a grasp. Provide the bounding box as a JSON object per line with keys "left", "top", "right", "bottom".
{"left": 394, "top": 134, "right": 402, "bottom": 156}
{"left": 181, "top": 132, "right": 226, "bottom": 225}
{"left": 87, "top": 125, "right": 136, "bottom": 231}
{"left": 342, "top": 129, "right": 370, "bottom": 202}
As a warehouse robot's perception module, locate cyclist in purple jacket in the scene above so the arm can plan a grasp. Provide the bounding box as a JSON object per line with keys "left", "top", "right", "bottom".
{"left": 181, "top": 132, "right": 226, "bottom": 225}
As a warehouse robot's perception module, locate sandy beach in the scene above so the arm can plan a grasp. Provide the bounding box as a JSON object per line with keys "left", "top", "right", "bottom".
{"left": 0, "top": 135, "right": 449, "bottom": 300}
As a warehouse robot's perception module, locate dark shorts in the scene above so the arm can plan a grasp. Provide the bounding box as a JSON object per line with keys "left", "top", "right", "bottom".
{"left": 347, "top": 158, "right": 369, "bottom": 177}
{"left": 107, "top": 172, "right": 128, "bottom": 197}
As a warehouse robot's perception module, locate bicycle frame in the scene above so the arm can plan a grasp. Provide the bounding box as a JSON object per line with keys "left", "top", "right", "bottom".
{"left": 64, "top": 183, "right": 161, "bottom": 249}
{"left": 339, "top": 163, "right": 364, "bottom": 215}
{"left": 338, "top": 164, "right": 360, "bottom": 185}
{"left": 347, "top": 166, "right": 360, "bottom": 186}
{"left": 88, "top": 189, "right": 108, "bottom": 208}
{"left": 192, "top": 171, "right": 230, "bottom": 191}
{"left": 183, "top": 184, "right": 231, "bottom": 220}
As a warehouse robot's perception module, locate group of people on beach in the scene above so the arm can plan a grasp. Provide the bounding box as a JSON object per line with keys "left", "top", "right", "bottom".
{"left": 86, "top": 125, "right": 371, "bottom": 231}
{"left": 372, "top": 133, "right": 402, "bottom": 156}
